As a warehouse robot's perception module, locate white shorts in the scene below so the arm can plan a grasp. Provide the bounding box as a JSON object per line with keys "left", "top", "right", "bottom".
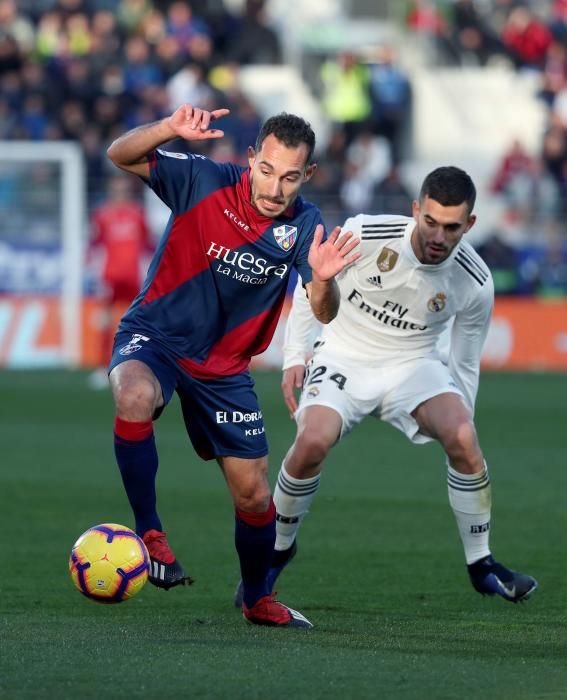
{"left": 297, "top": 348, "right": 464, "bottom": 444}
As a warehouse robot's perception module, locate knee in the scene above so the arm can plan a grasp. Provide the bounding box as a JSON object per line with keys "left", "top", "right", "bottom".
{"left": 113, "top": 379, "right": 159, "bottom": 421}
{"left": 293, "top": 429, "right": 332, "bottom": 469}
{"left": 443, "top": 420, "right": 481, "bottom": 465}
{"left": 235, "top": 482, "right": 272, "bottom": 513}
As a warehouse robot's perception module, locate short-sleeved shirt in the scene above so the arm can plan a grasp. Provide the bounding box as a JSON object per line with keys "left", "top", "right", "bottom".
{"left": 117, "top": 149, "right": 324, "bottom": 380}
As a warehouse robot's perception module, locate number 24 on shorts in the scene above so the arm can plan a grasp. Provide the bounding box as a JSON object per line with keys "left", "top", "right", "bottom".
{"left": 305, "top": 364, "right": 347, "bottom": 390}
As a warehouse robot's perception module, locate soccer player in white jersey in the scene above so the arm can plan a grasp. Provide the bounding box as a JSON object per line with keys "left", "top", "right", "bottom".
{"left": 234, "top": 166, "right": 537, "bottom": 608}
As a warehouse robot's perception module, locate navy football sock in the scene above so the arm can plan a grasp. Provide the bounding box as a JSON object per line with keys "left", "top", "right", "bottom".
{"left": 114, "top": 417, "right": 162, "bottom": 536}
{"left": 235, "top": 501, "right": 276, "bottom": 608}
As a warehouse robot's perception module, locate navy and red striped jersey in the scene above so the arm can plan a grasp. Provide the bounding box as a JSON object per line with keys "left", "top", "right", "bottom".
{"left": 118, "top": 148, "right": 325, "bottom": 379}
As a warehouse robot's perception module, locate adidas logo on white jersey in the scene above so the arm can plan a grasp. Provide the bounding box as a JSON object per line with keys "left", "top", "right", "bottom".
{"left": 366, "top": 275, "right": 382, "bottom": 288}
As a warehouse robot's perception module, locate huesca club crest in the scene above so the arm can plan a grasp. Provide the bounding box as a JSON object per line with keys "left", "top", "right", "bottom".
{"left": 274, "top": 224, "right": 298, "bottom": 251}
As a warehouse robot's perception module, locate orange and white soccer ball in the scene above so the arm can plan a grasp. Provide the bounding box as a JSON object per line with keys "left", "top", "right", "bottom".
{"left": 69, "top": 523, "right": 149, "bottom": 603}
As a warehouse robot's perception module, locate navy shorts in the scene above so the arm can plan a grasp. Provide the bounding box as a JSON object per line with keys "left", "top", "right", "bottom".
{"left": 109, "top": 331, "right": 269, "bottom": 461}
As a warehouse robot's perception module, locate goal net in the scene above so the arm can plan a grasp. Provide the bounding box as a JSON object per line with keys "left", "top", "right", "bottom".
{"left": 0, "top": 141, "right": 85, "bottom": 368}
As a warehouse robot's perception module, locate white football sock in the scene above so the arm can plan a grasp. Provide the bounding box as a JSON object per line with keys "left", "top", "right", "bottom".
{"left": 447, "top": 462, "right": 491, "bottom": 565}
{"left": 273, "top": 463, "right": 321, "bottom": 551}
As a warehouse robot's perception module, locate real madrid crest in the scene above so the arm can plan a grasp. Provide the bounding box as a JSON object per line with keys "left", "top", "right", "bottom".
{"left": 427, "top": 292, "right": 447, "bottom": 312}
{"left": 377, "top": 247, "right": 399, "bottom": 272}
{"left": 273, "top": 224, "right": 298, "bottom": 251}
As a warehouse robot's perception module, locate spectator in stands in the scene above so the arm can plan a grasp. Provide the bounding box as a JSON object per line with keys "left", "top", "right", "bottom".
{"left": 62, "top": 58, "right": 98, "bottom": 110}
{"left": 20, "top": 93, "right": 49, "bottom": 140}
{"left": 552, "top": 156, "right": 567, "bottom": 218}
{"left": 64, "top": 11, "right": 92, "bottom": 57}
{"left": 0, "top": 94, "right": 16, "bottom": 137}
{"left": 227, "top": 0, "right": 282, "bottom": 65}
{"left": 477, "top": 233, "right": 521, "bottom": 294}
{"left": 339, "top": 162, "right": 372, "bottom": 216}
{"left": 34, "top": 11, "right": 64, "bottom": 62}
{"left": 320, "top": 50, "right": 372, "bottom": 145}
{"left": 0, "top": 32, "right": 23, "bottom": 76}
{"left": 59, "top": 99, "right": 87, "bottom": 140}
{"left": 547, "top": 74, "right": 567, "bottom": 131}
{"left": 490, "top": 139, "right": 535, "bottom": 196}
{"left": 317, "top": 125, "right": 348, "bottom": 192}
{"left": 123, "top": 35, "right": 163, "bottom": 95}
{"left": 0, "top": 0, "right": 35, "bottom": 55}
{"left": 367, "top": 44, "right": 411, "bottom": 163}
{"left": 373, "top": 166, "right": 414, "bottom": 216}
{"left": 491, "top": 142, "right": 560, "bottom": 235}
{"left": 536, "top": 240, "right": 567, "bottom": 297}
{"left": 541, "top": 121, "right": 567, "bottom": 183}
{"left": 538, "top": 40, "right": 567, "bottom": 108}
{"left": 92, "top": 94, "right": 122, "bottom": 140}
{"left": 21, "top": 59, "right": 62, "bottom": 113}
{"left": 339, "top": 128, "right": 393, "bottom": 216}
{"left": 549, "top": 0, "right": 567, "bottom": 41}
{"left": 117, "top": 0, "right": 153, "bottom": 35}
{"left": 166, "top": 60, "right": 216, "bottom": 112}
{"left": 500, "top": 6, "right": 553, "bottom": 69}
{"left": 164, "top": 1, "right": 210, "bottom": 56}
{"left": 345, "top": 127, "right": 392, "bottom": 195}
{"left": 406, "top": 0, "right": 449, "bottom": 35}
{"left": 80, "top": 124, "right": 108, "bottom": 205}
{"left": 451, "top": 0, "right": 507, "bottom": 66}
{"left": 302, "top": 125, "right": 348, "bottom": 229}
{"left": 218, "top": 91, "right": 262, "bottom": 161}
{"left": 90, "top": 9, "right": 121, "bottom": 66}
{"left": 406, "top": 0, "right": 460, "bottom": 65}
{"left": 0, "top": 71, "right": 23, "bottom": 119}
{"left": 138, "top": 8, "right": 166, "bottom": 48}
{"left": 522, "top": 157, "right": 561, "bottom": 225}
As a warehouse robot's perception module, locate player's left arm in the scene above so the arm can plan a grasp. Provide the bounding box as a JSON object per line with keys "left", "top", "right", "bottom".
{"left": 281, "top": 277, "right": 321, "bottom": 415}
{"left": 449, "top": 276, "right": 495, "bottom": 412}
{"left": 305, "top": 224, "right": 360, "bottom": 323}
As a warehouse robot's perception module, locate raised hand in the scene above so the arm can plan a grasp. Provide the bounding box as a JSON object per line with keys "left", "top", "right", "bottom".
{"left": 167, "top": 104, "right": 230, "bottom": 141}
{"left": 308, "top": 225, "right": 361, "bottom": 282}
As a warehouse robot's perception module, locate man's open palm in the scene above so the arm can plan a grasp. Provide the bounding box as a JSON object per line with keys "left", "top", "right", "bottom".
{"left": 308, "top": 225, "right": 360, "bottom": 281}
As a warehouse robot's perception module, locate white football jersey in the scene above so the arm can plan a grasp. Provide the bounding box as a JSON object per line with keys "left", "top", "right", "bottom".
{"left": 284, "top": 213, "right": 494, "bottom": 411}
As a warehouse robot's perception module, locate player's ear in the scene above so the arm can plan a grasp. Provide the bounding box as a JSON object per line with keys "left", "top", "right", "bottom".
{"left": 411, "top": 199, "right": 420, "bottom": 218}
{"left": 465, "top": 214, "right": 477, "bottom": 232}
{"left": 303, "top": 162, "right": 317, "bottom": 182}
{"left": 247, "top": 146, "right": 256, "bottom": 168}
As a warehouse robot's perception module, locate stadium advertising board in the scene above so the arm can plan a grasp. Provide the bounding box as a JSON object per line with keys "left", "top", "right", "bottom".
{"left": 0, "top": 296, "right": 566, "bottom": 370}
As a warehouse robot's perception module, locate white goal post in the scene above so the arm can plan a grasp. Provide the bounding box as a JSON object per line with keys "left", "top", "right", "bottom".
{"left": 0, "top": 141, "right": 85, "bottom": 368}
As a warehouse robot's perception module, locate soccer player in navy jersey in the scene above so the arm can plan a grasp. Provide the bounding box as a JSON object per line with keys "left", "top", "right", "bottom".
{"left": 105, "top": 103, "right": 360, "bottom": 628}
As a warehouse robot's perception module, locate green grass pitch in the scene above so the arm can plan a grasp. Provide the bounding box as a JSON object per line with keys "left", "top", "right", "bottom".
{"left": 1, "top": 369, "right": 566, "bottom": 699}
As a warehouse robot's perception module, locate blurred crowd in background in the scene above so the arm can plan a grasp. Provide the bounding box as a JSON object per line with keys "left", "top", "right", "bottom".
{"left": 406, "top": 0, "right": 567, "bottom": 296}
{"left": 1, "top": 0, "right": 567, "bottom": 297}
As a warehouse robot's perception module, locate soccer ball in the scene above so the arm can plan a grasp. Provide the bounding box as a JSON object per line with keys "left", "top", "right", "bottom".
{"left": 69, "top": 523, "right": 149, "bottom": 603}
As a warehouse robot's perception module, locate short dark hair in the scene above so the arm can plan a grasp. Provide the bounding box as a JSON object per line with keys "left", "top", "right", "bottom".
{"left": 255, "top": 113, "right": 316, "bottom": 164}
{"left": 419, "top": 166, "right": 476, "bottom": 213}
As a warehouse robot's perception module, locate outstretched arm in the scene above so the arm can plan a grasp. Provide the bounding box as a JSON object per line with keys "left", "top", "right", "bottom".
{"left": 107, "top": 104, "right": 230, "bottom": 179}
{"left": 305, "top": 224, "right": 360, "bottom": 324}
